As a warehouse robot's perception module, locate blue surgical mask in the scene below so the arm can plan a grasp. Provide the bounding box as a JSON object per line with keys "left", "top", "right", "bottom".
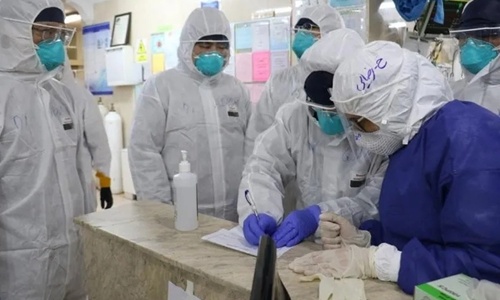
{"left": 194, "top": 52, "right": 225, "bottom": 77}
{"left": 315, "top": 110, "right": 345, "bottom": 136}
{"left": 460, "top": 38, "right": 499, "bottom": 75}
{"left": 36, "top": 40, "right": 66, "bottom": 71}
{"left": 292, "top": 31, "right": 317, "bottom": 59}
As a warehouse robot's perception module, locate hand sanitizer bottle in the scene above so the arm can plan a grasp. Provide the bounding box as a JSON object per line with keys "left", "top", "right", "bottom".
{"left": 173, "top": 150, "right": 198, "bottom": 231}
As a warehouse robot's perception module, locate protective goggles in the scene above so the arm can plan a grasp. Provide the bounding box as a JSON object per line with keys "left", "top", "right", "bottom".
{"left": 193, "top": 39, "right": 230, "bottom": 50}
{"left": 32, "top": 23, "right": 76, "bottom": 46}
{"left": 293, "top": 23, "right": 321, "bottom": 34}
{"left": 3, "top": 17, "right": 76, "bottom": 46}
{"left": 450, "top": 26, "right": 500, "bottom": 46}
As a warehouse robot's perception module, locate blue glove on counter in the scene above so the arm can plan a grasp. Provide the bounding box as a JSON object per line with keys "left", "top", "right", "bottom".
{"left": 272, "top": 205, "right": 321, "bottom": 248}
{"left": 243, "top": 214, "right": 278, "bottom": 246}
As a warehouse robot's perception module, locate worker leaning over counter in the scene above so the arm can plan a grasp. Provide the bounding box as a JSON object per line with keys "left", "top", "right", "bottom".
{"left": 0, "top": 0, "right": 89, "bottom": 298}
{"left": 450, "top": 0, "right": 500, "bottom": 115}
{"left": 238, "top": 29, "right": 386, "bottom": 249}
{"left": 129, "top": 7, "right": 251, "bottom": 222}
{"left": 289, "top": 41, "right": 500, "bottom": 295}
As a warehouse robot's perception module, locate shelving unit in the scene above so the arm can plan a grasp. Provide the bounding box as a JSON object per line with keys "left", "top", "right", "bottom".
{"left": 67, "top": 26, "right": 84, "bottom": 67}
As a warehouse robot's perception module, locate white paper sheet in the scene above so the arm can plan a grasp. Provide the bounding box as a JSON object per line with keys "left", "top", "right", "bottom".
{"left": 168, "top": 282, "right": 201, "bottom": 300}
{"left": 201, "top": 226, "right": 292, "bottom": 258}
{"left": 251, "top": 21, "right": 270, "bottom": 52}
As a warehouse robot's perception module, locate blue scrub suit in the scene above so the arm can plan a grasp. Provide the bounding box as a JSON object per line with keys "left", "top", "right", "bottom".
{"left": 360, "top": 100, "right": 500, "bottom": 294}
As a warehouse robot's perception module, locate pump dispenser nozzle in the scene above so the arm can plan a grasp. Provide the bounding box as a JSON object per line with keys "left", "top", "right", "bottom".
{"left": 179, "top": 150, "right": 191, "bottom": 173}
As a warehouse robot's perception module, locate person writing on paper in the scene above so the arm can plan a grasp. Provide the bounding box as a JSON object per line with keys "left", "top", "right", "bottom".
{"left": 449, "top": 0, "right": 500, "bottom": 115}
{"left": 238, "top": 29, "right": 386, "bottom": 248}
{"left": 289, "top": 41, "right": 500, "bottom": 294}
{"left": 129, "top": 7, "right": 251, "bottom": 222}
{"left": 58, "top": 56, "right": 113, "bottom": 211}
{"left": 0, "top": 0, "right": 90, "bottom": 298}
{"left": 245, "top": 4, "right": 345, "bottom": 156}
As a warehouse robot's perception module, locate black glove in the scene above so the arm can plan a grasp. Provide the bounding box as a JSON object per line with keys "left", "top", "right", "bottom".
{"left": 100, "top": 187, "right": 113, "bottom": 209}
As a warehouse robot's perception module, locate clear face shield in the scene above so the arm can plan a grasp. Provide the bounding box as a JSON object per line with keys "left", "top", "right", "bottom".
{"left": 293, "top": 87, "right": 368, "bottom": 160}
{"left": 449, "top": 26, "right": 500, "bottom": 75}
{"left": 333, "top": 108, "right": 372, "bottom": 161}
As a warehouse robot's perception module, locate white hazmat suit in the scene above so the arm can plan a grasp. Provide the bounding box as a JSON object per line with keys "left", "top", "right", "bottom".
{"left": 129, "top": 8, "right": 251, "bottom": 222}
{"left": 451, "top": 57, "right": 500, "bottom": 115}
{"left": 245, "top": 4, "right": 346, "bottom": 156}
{"left": 59, "top": 58, "right": 111, "bottom": 213}
{"left": 0, "top": 0, "right": 87, "bottom": 298}
{"left": 238, "top": 29, "right": 386, "bottom": 227}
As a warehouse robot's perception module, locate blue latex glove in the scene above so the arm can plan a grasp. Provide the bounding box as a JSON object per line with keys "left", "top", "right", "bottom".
{"left": 243, "top": 214, "right": 278, "bottom": 246}
{"left": 273, "top": 205, "right": 321, "bottom": 248}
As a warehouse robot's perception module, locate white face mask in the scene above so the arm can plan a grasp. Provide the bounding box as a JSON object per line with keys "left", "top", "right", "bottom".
{"left": 353, "top": 128, "right": 404, "bottom": 156}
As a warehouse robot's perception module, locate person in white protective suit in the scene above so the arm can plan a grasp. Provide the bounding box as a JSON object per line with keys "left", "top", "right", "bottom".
{"left": 58, "top": 57, "right": 113, "bottom": 212}
{"left": 238, "top": 29, "right": 387, "bottom": 248}
{"left": 129, "top": 7, "right": 251, "bottom": 222}
{"left": 0, "top": 0, "right": 88, "bottom": 299}
{"left": 245, "top": 4, "right": 345, "bottom": 156}
{"left": 449, "top": 0, "right": 500, "bottom": 115}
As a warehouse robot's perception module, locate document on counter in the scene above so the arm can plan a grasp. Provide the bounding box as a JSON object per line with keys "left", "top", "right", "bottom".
{"left": 201, "top": 226, "right": 292, "bottom": 258}
{"left": 167, "top": 281, "right": 201, "bottom": 300}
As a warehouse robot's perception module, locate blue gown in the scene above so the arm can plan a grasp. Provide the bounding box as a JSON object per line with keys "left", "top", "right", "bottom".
{"left": 360, "top": 100, "right": 500, "bottom": 294}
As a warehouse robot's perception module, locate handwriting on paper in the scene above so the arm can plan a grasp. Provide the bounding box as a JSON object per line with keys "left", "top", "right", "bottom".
{"left": 356, "top": 58, "right": 388, "bottom": 92}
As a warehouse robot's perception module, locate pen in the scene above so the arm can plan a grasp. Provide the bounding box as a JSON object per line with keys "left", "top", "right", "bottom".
{"left": 244, "top": 190, "right": 260, "bottom": 221}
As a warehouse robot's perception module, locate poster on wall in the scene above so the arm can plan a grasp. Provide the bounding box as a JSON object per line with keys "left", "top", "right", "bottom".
{"left": 338, "top": 6, "right": 367, "bottom": 41}
{"left": 165, "top": 29, "right": 181, "bottom": 70}
{"left": 270, "top": 17, "right": 291, "bottom": 74}
{"left": 234, "top": 21, "right": 271, "bottom": 83}
{"left": 329, "top": 0, "right": 368, "bottom": 42}
{"left": 329, "top": 0, "right": 364, "bottom": 7}
{"left": 151, "top": 32, "right": 166, "bottom": 74}
{"left": 83, "top": 22, "right": 113, "bottom": 95}
{"left": 148, "top": 29, "right": 181, "bottom": 72}
{"left": 224, "top": 23, "right": 236, "bottom": 76}
{"left": 233, "top": 17, "right": 290, "bottom": 84}
{"left": 201, "top": 0, "right": 220, "bottom": 9}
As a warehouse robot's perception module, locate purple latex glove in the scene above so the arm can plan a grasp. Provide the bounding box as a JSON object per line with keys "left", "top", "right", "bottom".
{"left": 243, "top": 213, "right": 278, "bottom": 246}
{"left": 272, "top": 205, "right": 321, "bottom": 248}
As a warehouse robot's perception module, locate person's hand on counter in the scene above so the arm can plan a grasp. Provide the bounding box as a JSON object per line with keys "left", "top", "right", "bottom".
{"left": 243, "top": 213, "right": 277, "bottom": 245}
{"left": 289, "top": 243, "right": 402, "bottom": 283}
{"left": 272, "top": 205, "right": 321, "bottom": 248}
{"left": 320, "top": 213, "right": 371, "bottom": 249}
{"left": 289, "top": 245, "right": 378, "bottom": 279}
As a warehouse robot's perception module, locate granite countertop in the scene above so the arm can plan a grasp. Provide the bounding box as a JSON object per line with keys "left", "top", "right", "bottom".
{"left": 75, "top": 201, "right": 411, "bottom": 300}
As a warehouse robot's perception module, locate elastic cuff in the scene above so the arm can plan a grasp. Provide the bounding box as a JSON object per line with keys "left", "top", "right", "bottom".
{"left": 374, "top": 243, "right": 401, "bottom": 282}
{"left": 97, "top": 172, "right": 111, "bottom": 188}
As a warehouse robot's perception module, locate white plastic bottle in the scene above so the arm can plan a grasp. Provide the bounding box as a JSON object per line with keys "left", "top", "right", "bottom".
{"left": 97, "top": 98, "right": 109, "bottom": 120}
{"left": 173, "top": 150, "right": 198, "bottom": 231}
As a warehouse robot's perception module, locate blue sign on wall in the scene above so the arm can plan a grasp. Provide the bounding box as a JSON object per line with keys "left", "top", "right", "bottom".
{"left": 201, "top": 1, "right": 220, "bottom": 9}
{"left": 329, "top": 0, "right": 364, "bottom": 7}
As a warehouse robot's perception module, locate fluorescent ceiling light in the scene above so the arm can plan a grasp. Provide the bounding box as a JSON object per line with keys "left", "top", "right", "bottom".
{"left": 65, "top": 13, "right": 81, "bottom": 24}
{"left": 254, "top": 6, "right": 292, "bottom": 15}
